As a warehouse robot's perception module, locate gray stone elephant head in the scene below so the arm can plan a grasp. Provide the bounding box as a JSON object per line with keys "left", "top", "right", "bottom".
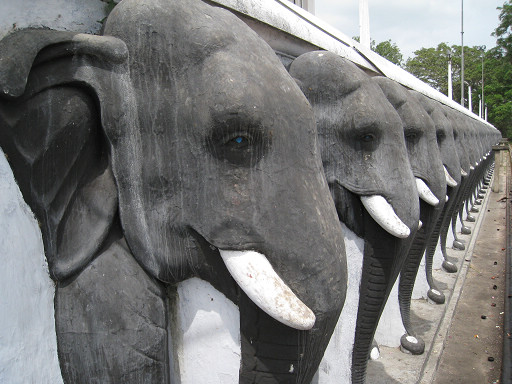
{"left": 290, "top": 51, "right": 419, "bottom": 384}
{"left": 373, "top": 77, "right": 446, "bottom": 355}
{"left": 0, "top": 1, "right": 347, "bottom": 383}
{"left": 411, "top": 91, "right": 462, "bottom": 303}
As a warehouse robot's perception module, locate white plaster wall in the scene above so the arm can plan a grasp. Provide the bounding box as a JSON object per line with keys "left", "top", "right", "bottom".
{"left": 374, "top": 278, "right": 405, "bottom": 348}
{"left": 432, "top": 241, "right": 444, "bottom": 270}
{"left": 313, "top": 223, "right": 364, "bottom": 384}
{"left": 173, "top": 278, "right": 241, "bottom": 384}
{"left": 456, "top": 215, "right": 463, "bottom": 233}
{"left": 0, "top": 0, "right": 108, "bottom": 39}
{"left": 447, "top": 221, "right": 456, "bottom": 248}
{"left": 412, "top": 254, "right": 430, "bottom": 300}
{"left": 0, "top": 149, "right": 63, "bottom": 384}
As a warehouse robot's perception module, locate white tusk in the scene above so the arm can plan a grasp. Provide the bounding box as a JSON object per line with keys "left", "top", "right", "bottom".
{"left": 461, "top": 168, "right": 468, "bottom": 177}
{"left": 444, "top": 166, "right": 458, "bottom": 187}
{"left": 446, "top": 195, "right": 449, "bottom": 202}
{"left": 418, "top": 220, "right": 423, "bottom": 230}
{"left": 470, "top": 165, "right": 475, "bottom": 171}
{"left": 475, "top": 161, "right": 479, "bottom": 166}
{"left": 416, "top": 178, "right": 439, "bottom": 206}
{"left": 360, "top": 195, "right": 411, "bottom": 238}
{"left": 219, "top": 250, "right": 315, "bottom": 330}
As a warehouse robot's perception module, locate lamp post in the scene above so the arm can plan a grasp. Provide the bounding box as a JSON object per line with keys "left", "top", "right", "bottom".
{"left": 447, "top": 51, "right": 453, "bottom": 99}
{"left": 481, "top": 46, "right": 486, "bottom": 117}
{"left": 465, "top": 81, "right": 472, "bottom": 112}
{"left": 461, "top": 0, "right": 464, "bottom": 107}
{"left": 359, "top": 0, "right": 371, "bottom": 49}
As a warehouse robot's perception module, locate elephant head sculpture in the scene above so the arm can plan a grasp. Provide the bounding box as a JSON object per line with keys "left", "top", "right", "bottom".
{"left": 411, "top": 91, "right": 462, "bottom": 304}
{"left": 290, "top": 51, "right": 419, "bottom": 384}
{"left": 442, "top": 107, "right": 473, "bottom": 247}
{"left": 373, "top": 77, "right": 446, "bottom": 355}
{"left": 0, "top": 1, "right": 347, "bottom": 383}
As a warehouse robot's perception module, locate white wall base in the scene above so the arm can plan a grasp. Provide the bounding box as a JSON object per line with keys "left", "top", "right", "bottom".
{"left": 172, "top": 277, "right": 241, "bottom": 384}
{"left": 374, "top": 278, "right": 406, "bottom": 348}
{"left": 313, "top": 222, "right": 364, "bottom": 384}
{"left": 0, "top": 149, "right": 63, "bottom": 384}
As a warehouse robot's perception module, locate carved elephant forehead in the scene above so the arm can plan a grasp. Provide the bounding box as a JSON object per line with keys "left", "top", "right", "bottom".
{"left": 372, "top": 77, "right": 407, "bottom": 110}
{"left": 105, "top": 0, "right": 235, "bottom": 65}
{"left": 343, "top": 83, "right": 404, "bottom": 135}
{"left": 290, "top": 51, "right": 365, "bottom": 102}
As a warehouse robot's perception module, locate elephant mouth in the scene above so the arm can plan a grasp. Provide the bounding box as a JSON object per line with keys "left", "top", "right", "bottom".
{"left": 444, "top": 165, "right": 458, "bottom": 187}
{"left": 219, "top": 249, "right": 315, "bottom": 330}
{"left": 415, "top": 178, "right": 440, "bottom": 206}
{"left": 359, "top": 195, "right": 411, "bottom": 238}
{"left": 329, "top": 179, "right": 411, "bottom": 239}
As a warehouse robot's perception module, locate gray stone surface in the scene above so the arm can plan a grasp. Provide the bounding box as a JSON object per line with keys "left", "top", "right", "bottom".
{"left": 0, "top": 0, "right": 107, "bottom": 39}
{"left": 366, "top": 169, "right": 503, "bottom": 384}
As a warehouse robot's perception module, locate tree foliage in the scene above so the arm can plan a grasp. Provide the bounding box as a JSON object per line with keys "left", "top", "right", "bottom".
{"left": 493, "top": 0, "right": 512, "bottom": 61}
{"left": 352, "top": 1, "right": 512, "bottom": 137}
{"left": 405, "top": 44, "right": 486, "bottom": 107}
{"left": 404, "top": 40, "right": 512, "bottom": 137}
{"left": 353, "top": 37, "right": 403, "bottom": 66}
{"left": 374, "top": 40, "right": 403, "bottom": 67}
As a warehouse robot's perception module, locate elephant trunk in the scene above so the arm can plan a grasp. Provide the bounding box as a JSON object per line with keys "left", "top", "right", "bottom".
{"left": 239, "top": 292, "right": 338, "bottom": 384}
{"left": 398, "top": 199, "right": 443, "bottom": 340}
{"left": 351, "top": 214, "right": 415, "bottom": 384}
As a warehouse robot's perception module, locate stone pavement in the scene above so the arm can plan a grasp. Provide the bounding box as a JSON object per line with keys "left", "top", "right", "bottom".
{"left": 366, "top": 161, "right": 507, "bottom": 384}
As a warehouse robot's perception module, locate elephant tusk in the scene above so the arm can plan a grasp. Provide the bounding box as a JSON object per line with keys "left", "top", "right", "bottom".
{"left": 360, "top": 195, "right": 411, "bottom": 238}
{"left": 446, "top": 195, "right": 449, "bottom": 202}
{"left": 219, "top": 249, "right": 316, "bottom": 330}
{"left": 444, "top": 166, "right": 458, "bottom": 187}
{"left": 415, "top": 178, "right": 439, "bottom": 206}
{"left": 418, "top": 220, "right": 423, "bottom": 230}
{"left": 470, "top": 165, "right": 475, "bottom": 171}
{"left": 461, "top": 168, "right": 468, "bottom": 177}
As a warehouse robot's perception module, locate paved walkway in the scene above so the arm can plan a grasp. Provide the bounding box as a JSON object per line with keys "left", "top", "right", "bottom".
{"left": 366, "top": 158, "right": 507, "bottom": 384}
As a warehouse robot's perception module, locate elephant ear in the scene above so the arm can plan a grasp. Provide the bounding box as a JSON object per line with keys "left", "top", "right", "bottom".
{"left": 0, "top": 29, "right": 128, "bottom": 281}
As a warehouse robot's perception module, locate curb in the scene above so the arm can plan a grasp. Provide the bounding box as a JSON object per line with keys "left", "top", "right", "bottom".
{"left": 418, "top": 172, "right": 495, "bottom": 384}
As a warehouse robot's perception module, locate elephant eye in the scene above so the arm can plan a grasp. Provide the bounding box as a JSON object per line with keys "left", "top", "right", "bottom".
{"left": 229, "top": 135, "right": 250, "bottom": 148}
{"left": 208, "top": 125, "right": 270, "bottom": 167}
{"left": 351, "top": 130, "right": 379, "bottom": 152}
{"left": 436, "top": 131, "right": 446, "bottom": 143}
{"left": 361, "top": 133, "right": 375, "bottom": 142}
{"left": 405, "top": 129, "right": 421, "bottom": 144}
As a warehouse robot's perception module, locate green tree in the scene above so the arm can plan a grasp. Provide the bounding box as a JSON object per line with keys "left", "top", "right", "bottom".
{"left": 374, "top": 40, "right": 403, "bottom": 66}
{"left": 482, "top": 47, "right": 512, "bottom": 136}
{"left": 353, "top": 37, "right": 403, "bottom": 66}
{"left": 405, "top": 44, "right": 488, "bottom": 115}
{"left": 404, "top": 43, "right": 452, "bottom": 93}
{"left": 493, "top": 0, "right": 512, "bottom": 61}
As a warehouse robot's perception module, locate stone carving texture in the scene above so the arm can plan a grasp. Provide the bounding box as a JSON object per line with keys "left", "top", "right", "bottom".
{"left": 0, "top": 1, "right": 347, "bottom": 383}
{"left": 0, "top": 0, "right": 502, "bottom": 383}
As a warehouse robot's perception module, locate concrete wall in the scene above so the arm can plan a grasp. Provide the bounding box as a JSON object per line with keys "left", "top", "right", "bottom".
{"left": 0, "top": 149, "right": 63, "bottom": 384}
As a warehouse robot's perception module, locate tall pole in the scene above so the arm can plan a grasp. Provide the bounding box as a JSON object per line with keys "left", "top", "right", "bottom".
{"left": 468, "top": 84, "right": 472, "bottom": 112}
{"left": 481, "top": 49, "right": 485, "bottom": 117}
{"left": 448, "top": 55, "right": 453, "bottom": 99}
{"left": 461, "top": 0, "right": 465, "bottom": 107}
{"left": 359, "top": 0, "right": 371, "bottom": 49}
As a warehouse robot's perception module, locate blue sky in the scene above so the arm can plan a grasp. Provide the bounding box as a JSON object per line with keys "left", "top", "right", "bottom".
{"left": 314, "top": 0, "right": 504, "bottom": 60}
